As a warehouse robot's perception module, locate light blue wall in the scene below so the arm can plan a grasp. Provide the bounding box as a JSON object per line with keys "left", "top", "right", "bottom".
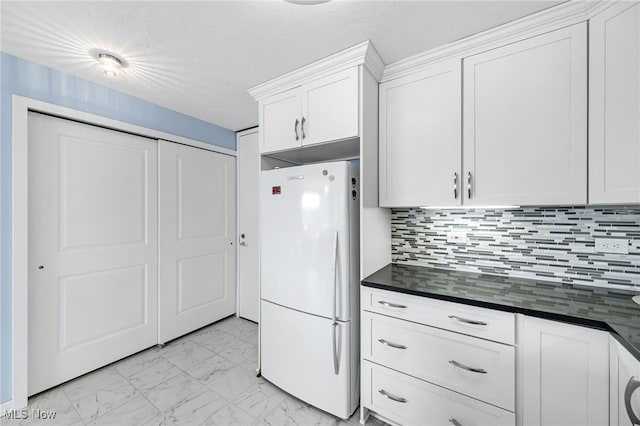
{"left": 0, "top": 52, "right": 236, "bottom": 403}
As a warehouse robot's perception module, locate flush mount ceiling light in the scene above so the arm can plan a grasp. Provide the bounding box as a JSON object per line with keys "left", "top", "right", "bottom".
{"left": 89, "top": 49, "right": 128, "bottom": 78}
{"left": 284, "top": 0, "right": 331, "bottom": 4}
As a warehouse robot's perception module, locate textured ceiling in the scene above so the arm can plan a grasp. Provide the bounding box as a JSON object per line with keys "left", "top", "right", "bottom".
{"left": 1, "top": 0, "right": 562, "bottom": 131}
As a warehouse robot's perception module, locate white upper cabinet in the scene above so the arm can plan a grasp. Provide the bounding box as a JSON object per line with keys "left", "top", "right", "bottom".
{"left": 589, "top": 2, "right": 640, "bottom": 204}
{"left": 301, "top": 67, "right": 359, "bottom": 146}
{"left": 379, "top": 59, "right": 462, "bottom": 207}
{"left": 259, "top": 87, "right": 302, "bottom": 154}
{"left": 463, "top": 23, "right": 587, "bottom": 206}
{"left": 521, "top": 316, "right": 609, "bottom": 426}
{"left": 257, "top": 68, "right": 359, "bottom": 154}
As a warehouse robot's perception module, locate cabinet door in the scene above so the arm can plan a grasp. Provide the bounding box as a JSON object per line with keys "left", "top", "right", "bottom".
{"left": 379, "top": 60, "right": 462, "bottom": 207}
{"left": 301, "top": 67, "right": 359, "bottom": 146}
{"left": 259, "top": 87, "right": 302, "bottom": 153}
{"left": 589, "top": 2, "right": 640, "bottom": 204}
{"left": 463, "top": 23, "right": 587, "bottom": 206}
{"left": 521, "top": 316, "right": 609, "bottom": 426}
{"left": 610, "top": 337, "right": 640, "bottom": 426}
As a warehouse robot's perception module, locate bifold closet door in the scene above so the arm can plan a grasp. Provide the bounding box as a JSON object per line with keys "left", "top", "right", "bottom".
{"left": 28, "top": 112, "right": 158, "bottom": 396}
{"left": 158, "top": 140, "right": 237, "bottom": 343}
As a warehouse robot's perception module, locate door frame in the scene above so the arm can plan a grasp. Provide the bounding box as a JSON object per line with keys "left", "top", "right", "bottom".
{"left": 10, "top": 95, "right": 236, "bottom": 410}
{"left": 235, "top": 126, "right": 259, "bottom": 321}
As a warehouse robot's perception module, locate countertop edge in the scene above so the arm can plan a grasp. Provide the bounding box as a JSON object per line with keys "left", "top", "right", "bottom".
{"left": 361, "top": 280, "right": 640, "bottom": 362}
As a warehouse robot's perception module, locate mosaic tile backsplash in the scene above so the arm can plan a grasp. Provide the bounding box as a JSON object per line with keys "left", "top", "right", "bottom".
{"left": 391, "top": 206, "right": 640, "bottom": 290}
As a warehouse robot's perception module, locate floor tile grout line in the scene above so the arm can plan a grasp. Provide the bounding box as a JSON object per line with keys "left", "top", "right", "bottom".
{"left": 60, "top": 386, "right": 88, "bottom": 426}
{"left": 22, "top": 318, "right": 260, "bottom": 426}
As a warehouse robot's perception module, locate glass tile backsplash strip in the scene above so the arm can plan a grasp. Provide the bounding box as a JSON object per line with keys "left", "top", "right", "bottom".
{"left": 391, "top": 206, "right": 640, "bottom": 290}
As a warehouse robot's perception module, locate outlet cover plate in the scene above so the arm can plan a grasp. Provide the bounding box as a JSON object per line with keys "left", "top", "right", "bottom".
{"left": 595, "top": 238, "right": 629, "bottom": 254}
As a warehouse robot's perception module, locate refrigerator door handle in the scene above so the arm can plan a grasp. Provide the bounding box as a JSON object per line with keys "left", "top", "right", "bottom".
{"left": 332, "top": 321, "right": 339, "bottom": 375}
{"left": 332, "top": 231, "right": 338, "bottom": 322}
{"left": 331, "top": 230, "right": 340, "bottom": 375}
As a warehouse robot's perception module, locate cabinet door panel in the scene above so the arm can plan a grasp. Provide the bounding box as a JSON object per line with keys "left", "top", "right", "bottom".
{"left": 380, "top": 60, "right": 462, "bottom": 207}
{"left": 589, "top": 2, "right": 640, "bottom": 204}
{"left": 301, "top": 67, "right": 359, "bottom": 146}
{"left": 463, "top": 24, "right": 587, "bottom": 206}
{"left": 259, "top": 87, "right": 301, "bottom": 153}
{"left": 610, "top": 337, "right": 640, "bottom": 426}
{"left": 522, "top": 316, "right": 609, "bottom": 426}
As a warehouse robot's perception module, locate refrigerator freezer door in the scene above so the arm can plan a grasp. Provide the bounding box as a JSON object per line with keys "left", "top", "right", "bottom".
{"left": 261, "top": 162, "right": 351, "bottom": 321}
{"left": 261, "top": 300, "right": 353, "bottom": 419}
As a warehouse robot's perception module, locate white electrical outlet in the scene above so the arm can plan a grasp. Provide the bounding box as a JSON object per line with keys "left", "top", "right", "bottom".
{"left": 595, "top": 238, "right": 629, "bottom": 254}
{"left": 447, "top": 232, "right": 468, "bottom": 244}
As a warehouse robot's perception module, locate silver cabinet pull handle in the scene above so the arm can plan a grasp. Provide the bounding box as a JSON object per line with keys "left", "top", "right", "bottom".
{"left": 625, "top": 376, "right": 640, "bottom": 425}
{"left": 301, "top": 116, "right": 306, "bottom": 139}
{"left": 378, "top": 300, "right": 407, "bottom": 309}
{"left": 449, "top": 419, "right": 463, "bottom": 426}
{"left": 294, "top": 118, "right": 300, "bottom": 141}
{"left": 453, "top": 172, "right": 458, "bottom": 199}
{"left": 449, "top": 360, "right": 487, "bottom": 374}
{"left": 378, "top": 389, "right": 407, "bottom": 403}
{"left": 467, "top": 171, "right": 472, "bottom": 199}
{"left": 448, "top": 315, "right": 487, "bottom": 326}
{"left": 378, "top": 339, "right": 407, "bottom": 350}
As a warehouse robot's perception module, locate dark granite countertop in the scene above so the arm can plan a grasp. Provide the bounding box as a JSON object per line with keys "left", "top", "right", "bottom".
{"left": 362, "top": 263, "right": 640, "bottom": 360}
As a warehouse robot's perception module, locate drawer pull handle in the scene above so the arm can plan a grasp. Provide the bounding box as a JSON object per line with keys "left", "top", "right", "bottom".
{"left": 449, "top": 419, "right": 463, "bottom": 426}
{"left": 378, "top": 300, "right": 407, "bottom": 309}
{"left": 378, "top": 339, "right": 407, "bottom": 350}
{"left": 378, "top": 389, "right": 407, "bottom": 403}
{"left": 449, "top": 360, "right": 487, "bottom": 374}
{"left": 448, "top": 315, "right": 488, "bottom": 326}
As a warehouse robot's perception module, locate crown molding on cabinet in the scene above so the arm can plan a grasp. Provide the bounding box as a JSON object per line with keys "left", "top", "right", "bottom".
{"left": 248, "top": 40, "right": 384, "bottom": 101}
{"left": 382, "top": 0, "right": 615, "bottom": 82}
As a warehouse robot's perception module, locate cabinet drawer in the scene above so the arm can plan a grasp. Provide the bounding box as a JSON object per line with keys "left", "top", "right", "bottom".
{"left": 362, "top": 311, "right": 515, "bottom": 411}
{"left": 362, "top": 287, "right": 515, "bottom": 345}
{"left": 362, "top": 360, "right": 515, "bottom": 426}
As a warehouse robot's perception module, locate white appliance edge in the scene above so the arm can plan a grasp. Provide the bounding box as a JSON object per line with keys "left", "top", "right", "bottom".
{"left": 259, "top": 161, "right": 360, "bottom": 419}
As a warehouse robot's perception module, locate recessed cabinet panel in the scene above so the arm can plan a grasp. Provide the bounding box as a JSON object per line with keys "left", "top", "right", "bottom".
{"left": 463, "top": 23, "right": 587, "bottom": 206}
{"left": 259, "top": 87, "right": 302, "bottom": 153}
{"left": 379, "top": 60, "right": 462, "bottom": 207}
{"left": 302, "top": 67, "right": 359, "bottom": 146}
{"left": 521, "top": 316, "right": 609, "bottom": 426}
{"left": 589, "top": 2, "right": 640, "bottom": 204}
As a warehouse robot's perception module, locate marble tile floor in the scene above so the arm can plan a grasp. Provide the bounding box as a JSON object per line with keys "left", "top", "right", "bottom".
{"left": 3, "top": 316, "right": 388, "bottom": 426}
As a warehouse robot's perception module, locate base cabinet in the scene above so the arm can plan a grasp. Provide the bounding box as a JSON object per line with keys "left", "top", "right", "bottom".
{"left": 362, "top": 360, "right": 515, "bottom": 426}
{"left": 521, "top": 316, "right": 609, "bottom": 426}
{"left": 610, "top": 337, "right": 640, "bottom": 426}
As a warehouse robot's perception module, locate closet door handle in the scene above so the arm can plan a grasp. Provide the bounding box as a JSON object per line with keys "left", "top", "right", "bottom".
{"left": 467, "top": 172, "right": 472, "bottom": 199}
{"left": 301, "top": 116, "right": 306, "bottom": 139}
{"left": 294, "top": 118, "right": 300, "bottom": 141}
{"left": 449, "top": 360, "right": 487, "bottom": 374}
{"left": 625, "top": 376, "right": 640, "bottom": 425}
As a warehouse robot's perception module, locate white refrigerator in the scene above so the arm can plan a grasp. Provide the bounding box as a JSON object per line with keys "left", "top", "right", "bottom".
{"left": 260, "top": 161, "right": 360, "bottom": 419}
